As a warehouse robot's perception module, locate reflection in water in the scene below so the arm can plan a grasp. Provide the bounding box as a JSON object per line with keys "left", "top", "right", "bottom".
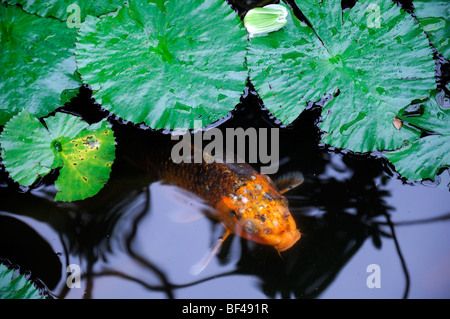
{"left": 1, "top": 0, "right": 450, "bottom": 299}
{"left": 0, "top": 215, "right": 62, "bottom": 291}
{"left": 1, "top": 80, "right": 448, "bottom": 299}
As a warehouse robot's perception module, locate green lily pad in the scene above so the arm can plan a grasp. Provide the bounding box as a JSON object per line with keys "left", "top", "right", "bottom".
{"left": 53, "top": 120, "right": 115, "bottom": 201}
{"left": 75, "top": 0, "right": 248, "bottom": 130}
{"left": 0, "top": 109, "right": 55, "bottom": 186}
{"left": 385, "top": 134, "right": 450, "bottom": 181}
{"left": 247, "top": 0, "right": 436, "bottom": 152}
{"left": 384, "top": 91, "right": 450, "bottom": 181}
{"left": 0, "top": 109, "right": 115, "bottom": 201}
{"left": 0, "top": 263, "right": 44, "bottom": 299}
{"left": 414, "top": 0, "right": 450, "bottom": 60}
{"left": 3, "top": 0, "right": 126, "bottom": 22}
{"left": 0, "top": 3, "right": 81, "bottom": 125}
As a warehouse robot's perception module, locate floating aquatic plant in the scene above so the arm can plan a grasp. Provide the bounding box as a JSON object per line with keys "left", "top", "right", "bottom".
{"left": 75, "top": 0, "right": 248, "bottom": 130}
{"left": 0, "top": 0, "right": 447, "bottom": 188}
{"left": 0, "top": 110, "right": 115, "bottom": 201}
{"left": 0, "top": 2, "right": 81, "bottom": 125}
{"left": 384, "top": 90, "right": 450, "bottom": 181}
{"left": 247, "top": 0, "right": 436, "bottom": 153}
{"left": 3, "top": 0, "right": 126, "bottom": 22}
{"left": 413, "top": 0, "right": 450, "bottom": 60}
{"left": 0, "top": 263, "right": 44, "bottom": 299}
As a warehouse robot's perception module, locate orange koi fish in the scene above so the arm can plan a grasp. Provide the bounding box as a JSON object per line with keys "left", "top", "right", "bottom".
{"left": 143, "top": 146, "right": 303, "bottom": 273}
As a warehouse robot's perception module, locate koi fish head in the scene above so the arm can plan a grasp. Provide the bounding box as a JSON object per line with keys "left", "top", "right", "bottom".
{"left": 216, "top": 174, "right": 301, "bottom": 252}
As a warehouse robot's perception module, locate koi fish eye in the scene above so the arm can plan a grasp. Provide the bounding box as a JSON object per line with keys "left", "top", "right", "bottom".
{"left": 244, "top": 221, "right": 259, "bottom": 234}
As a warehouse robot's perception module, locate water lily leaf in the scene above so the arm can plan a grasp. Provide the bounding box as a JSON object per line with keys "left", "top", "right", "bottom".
{"left": 0, "top": 263, "right": 44, "bottom": 299}
{"left": 75, "top": 0, "right": 248, "bottom": 130}
{"left": 0, "top": 3, "right": 81, "bottom": 125}
{"left": 45, "top": 109, "right": 94, "bottom": 140}
{"left": 384, "top": 91, "right": 450, "bottom": 181}
{"left": 0, "top": 110, "right": 115, "bottom": 201}
{"left": 384, "top": 134, "right": 450, "bottom": 181}
{"left": 247, "top": 0, "right": 436, "bottom": 152}
{"left": 54, "top": 120, "right": 115, "bottom": 201}
{"left": 398, "top": 91, "right": 450, "bottom": 134}
{"left": 0, "top": 109, "right": 55, "bottom": 186}
{"left": 413, "top": 0, "right": 450, "bottom": 60}
{"left": 3, "top": 0, "right": 126, "bottom": 21}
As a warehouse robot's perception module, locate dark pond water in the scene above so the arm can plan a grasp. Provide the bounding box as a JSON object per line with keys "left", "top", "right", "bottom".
{"left": 1, "top": 0, "right": 449, "bottom": 300}
{"left": 1, "top": 80, "right": 449, "bottom": 299}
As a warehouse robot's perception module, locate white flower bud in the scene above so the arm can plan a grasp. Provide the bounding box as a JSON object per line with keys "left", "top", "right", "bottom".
{"left": 243, "top": 4, "right": 289, "bottom": 38}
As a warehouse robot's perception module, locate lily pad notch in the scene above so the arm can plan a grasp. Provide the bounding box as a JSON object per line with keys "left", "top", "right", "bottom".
{"left": 246, "top": 0, "right": 436, "bottom": 153}
{"left": 384, "top": 91, "right": 450, "bottom": 182}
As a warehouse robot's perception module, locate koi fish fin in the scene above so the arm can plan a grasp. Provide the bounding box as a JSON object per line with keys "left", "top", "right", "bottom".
{"left": 162, "top": 184, "right": 210, "bottom": 223}
{"left": 169, "top": 208, "right": 206, "bottom": 223}
{"left": 190, "top": 229, "right": 231, "bottom": 276}
{"left": 275, "top": 171, "right": 304, "bottom": 194}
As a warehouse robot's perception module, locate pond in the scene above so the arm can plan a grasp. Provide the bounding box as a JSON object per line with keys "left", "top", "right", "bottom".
{"left": 0, "top": 0, "right": 449, "bottom": 301}
{"left": 1, "top": 81, "right": 449, "bottom": 299}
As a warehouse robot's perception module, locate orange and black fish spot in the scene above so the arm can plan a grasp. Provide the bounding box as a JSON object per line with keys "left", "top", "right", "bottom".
{"left": 256, "top": 214, "right": 267, "bottom": 223}
{"left": 244, "top": 221, "right": 258, "bottom": 234}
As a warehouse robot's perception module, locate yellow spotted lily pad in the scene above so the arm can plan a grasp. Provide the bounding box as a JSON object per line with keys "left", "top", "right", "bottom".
{"left": 54, "top": 121, "right": 115, "bottom": 201}
{"left": 0, "top": 109, "right": 115, "bottom": 201}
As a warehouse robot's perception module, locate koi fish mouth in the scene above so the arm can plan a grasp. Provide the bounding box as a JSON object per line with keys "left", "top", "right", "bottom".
{"left": 274, "top": 229, "right": 301, "bottom": 252}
